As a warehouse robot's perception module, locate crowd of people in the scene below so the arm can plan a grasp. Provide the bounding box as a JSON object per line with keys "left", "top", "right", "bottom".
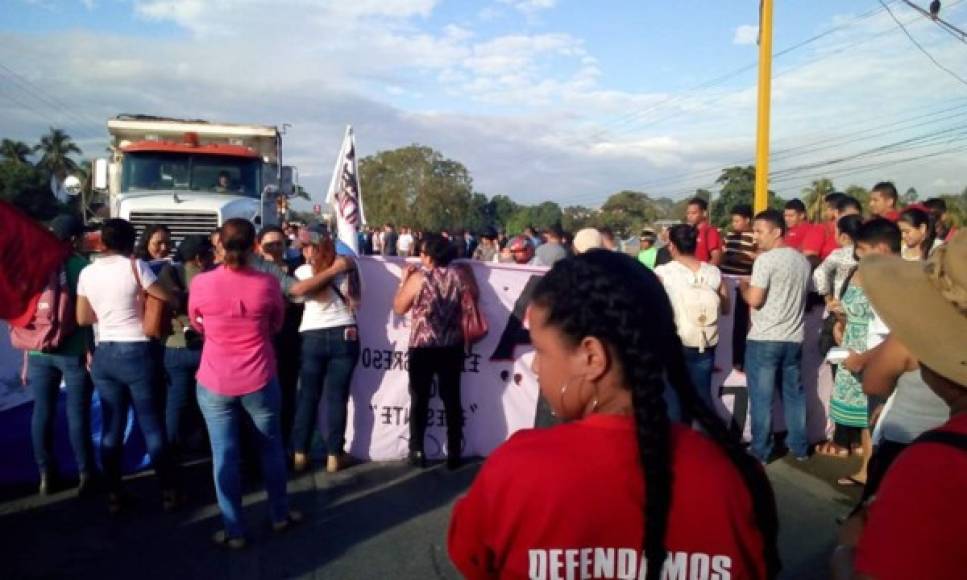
{"left": 10, "top": 178, "right": 965, "bottom": 577}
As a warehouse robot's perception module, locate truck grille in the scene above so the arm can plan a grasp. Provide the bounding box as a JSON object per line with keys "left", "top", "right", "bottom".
{"left": 129, "top": 211, "right": 219, "bottom": 243}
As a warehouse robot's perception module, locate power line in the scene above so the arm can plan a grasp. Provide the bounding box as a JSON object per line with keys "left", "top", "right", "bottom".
{"left": 557, "top": 98, "right": 967, "bottom": 205}
{"left": 880, "top": 0, "right": 967, "bottom": 86}
{"left": 0, "top": 64, "right": 104, "bottom": 133}
{"left": 900, "top": 0, "right": 967, "bottom": 43}
{"left": 540, "top": 1, "right": 896, "bottom": 155}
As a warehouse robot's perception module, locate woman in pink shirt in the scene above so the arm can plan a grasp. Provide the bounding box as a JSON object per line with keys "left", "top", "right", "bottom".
{"left": 188, "top": 218, "right": 301, "bottom": 549}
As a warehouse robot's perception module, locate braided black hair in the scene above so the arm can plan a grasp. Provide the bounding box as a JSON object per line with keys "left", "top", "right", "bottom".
{"left": 531, "top": 250, "right": 780, "bottom": 580}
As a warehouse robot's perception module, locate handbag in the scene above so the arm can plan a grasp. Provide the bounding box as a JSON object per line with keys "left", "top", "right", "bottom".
{"left": 130, "top": 258, "right": 168, "bottom": 339}
{"left": 818, "top": 266, "right": 857, "bottom": 357}
{"left": 455, "top": 265, "right": 488, "bottom": 345}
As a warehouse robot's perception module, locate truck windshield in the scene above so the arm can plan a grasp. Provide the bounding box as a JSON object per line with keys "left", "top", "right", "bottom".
{"left": 121, "top": 152, "right": 261, "bottom": 197}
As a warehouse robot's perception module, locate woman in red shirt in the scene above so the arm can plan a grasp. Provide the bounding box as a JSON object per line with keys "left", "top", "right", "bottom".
{"left": 449, "top": 250, "right": 779, "bottom": 580}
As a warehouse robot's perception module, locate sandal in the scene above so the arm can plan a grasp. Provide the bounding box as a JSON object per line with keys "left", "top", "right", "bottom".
{"left": 293, "top": 452, "right": 309, "bottom": 474}
{"left": 837, "top": 476, "right": 867, "bottom": 487}
{"left": 814, "top": 442, "right": 849, "bottom": 458}
{"left": 272, "top": 510, "right": 305, "bottom": 534}
{"left": 212, "top": 530, "right": 247, "bottom": 550}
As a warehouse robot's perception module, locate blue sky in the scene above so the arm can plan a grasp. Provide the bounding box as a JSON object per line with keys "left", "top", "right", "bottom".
{"left": 3, "top": 0, "right": 967, "bottom": 207}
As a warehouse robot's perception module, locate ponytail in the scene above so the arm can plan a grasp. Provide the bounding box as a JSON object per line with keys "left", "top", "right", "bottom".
{"left": 221, "top": 218, "right": 256, "bottom": 270}
{"left": 532, "top": 251, "right": 780, "bottom": 580}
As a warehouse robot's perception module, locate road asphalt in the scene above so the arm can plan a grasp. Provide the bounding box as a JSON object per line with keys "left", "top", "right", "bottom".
{"left": 0, "top": 450, "right": 863, "bottom": 579}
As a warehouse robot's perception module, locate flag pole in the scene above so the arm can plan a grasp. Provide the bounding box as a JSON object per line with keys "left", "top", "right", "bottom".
{"left": 754, "top": 0, "right": 774, "bottom": 214}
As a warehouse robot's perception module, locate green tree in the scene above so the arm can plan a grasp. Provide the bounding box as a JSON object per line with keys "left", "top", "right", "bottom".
{"left": 1, "top": 139, "right": 32, "bottom": 165}
{"left": 845, "top": 185, "right": 870, "bottom": 212}
{"left": 34, "top": 128, "right": 81, "bottom": 177}
{"left": 801, "top": 178, "right": 835, "bottom": 222}
{"left": 358, "top": 145, "right": 475, "bottom": 232}
{"left": 710, "top": 165, "right": 781, "bottom": 227}
{"left": 901, "top": 187, "right": 918, "bottom": 206}
{"left": 596, "top": 190, "right": 658, "bottom": 235}
{"left": 0, "top": 160, "right": 62, "bottom": 219}
{"left": 488, "top": 194, "right": 519, "bottom": 230}
{"left": 562, "top": 205, "right": 595, "bottom": 233}
{"left": 693, "top": 188, "right": 711, "bottom": 202}
{"left": 467, "top": 192, "right": 492, "bottom": 233}
{"left": 505, "top": 202, "right": 563, "bottom": 236}
{"left": 712, "top": 166, "right": 754, "bottom": 227}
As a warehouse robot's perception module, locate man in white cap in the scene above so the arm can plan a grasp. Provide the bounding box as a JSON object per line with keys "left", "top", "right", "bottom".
{"left": 833, "top": 231, "right": 967, "bottom": 580}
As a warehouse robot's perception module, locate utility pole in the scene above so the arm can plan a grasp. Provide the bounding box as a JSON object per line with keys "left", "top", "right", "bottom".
{"left": 754, "top": 0, "right": 774, "bottom": 213}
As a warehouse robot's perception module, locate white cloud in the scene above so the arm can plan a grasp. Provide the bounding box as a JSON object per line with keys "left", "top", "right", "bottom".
{"left": 733, "top": 24, "right": 758, "bottom": 45}
{"left": 2, "top": 2, "right": 966, "bottom": 207}
{"left": 498, "top": 0, "right": 556, "bottom": 15}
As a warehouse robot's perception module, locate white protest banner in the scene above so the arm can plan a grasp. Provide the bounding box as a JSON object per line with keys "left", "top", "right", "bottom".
{"left": 0, "top": 261, "right": 833, "bottom": 467}
{"left": 336, "top": 263, "right": 833, "bottom": 461}
{"left": 341, "top": 257, "right": 545, "bottom": 460}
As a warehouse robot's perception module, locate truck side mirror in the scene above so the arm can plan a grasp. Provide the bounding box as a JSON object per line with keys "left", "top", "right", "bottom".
{"left": 93, "top": 158, "right": 109, "bottom": 191}
{"left": 280, "top": 166, "right": 295, "bottom": 197}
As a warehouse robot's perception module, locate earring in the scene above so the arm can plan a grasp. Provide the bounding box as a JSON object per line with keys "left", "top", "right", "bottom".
{"left": 557, "top": 382, "right": 569, "bottom": 415}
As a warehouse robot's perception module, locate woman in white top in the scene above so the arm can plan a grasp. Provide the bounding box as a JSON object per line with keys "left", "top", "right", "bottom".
{"left": 654, "top": 224, "right": 730, "bottom": 415}
{"left": 288, "top": 227, "right": 360, "bottom": 473}
{"left": 75, "top": 218, "right": 179, "bottom": 514}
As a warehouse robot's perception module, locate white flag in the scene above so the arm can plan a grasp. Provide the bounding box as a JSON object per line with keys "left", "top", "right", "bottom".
{"left": 326, "top": 125, "right": 366, "bottom": 254}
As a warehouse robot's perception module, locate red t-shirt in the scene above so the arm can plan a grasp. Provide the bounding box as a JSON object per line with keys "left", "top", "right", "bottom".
{"left": 879, "top": 210, "right": 901, "bottom": 222}
{"left": 819, "top": 221, "right": 838, "bottom": 260}
{"left": 696, "top": 222, "right": 722, "bottom": 263}
{"left": 448, "top": 414, "right": 767, "bottom": 580}
{"left": 855, "top": 413, "right": 967, "bottom": 579}
{"left": 784, "top": 223, "right": 822, "bottom": 254}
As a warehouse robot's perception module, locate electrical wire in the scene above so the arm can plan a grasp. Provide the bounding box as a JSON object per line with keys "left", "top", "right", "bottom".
{"left": 880, "top": 0, "right": 967, "bottom": 86}
{"left": 900, "top": 0, "right": 967, "bottom": 43}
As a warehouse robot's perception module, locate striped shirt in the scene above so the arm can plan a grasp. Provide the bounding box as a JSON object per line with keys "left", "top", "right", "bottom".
{"left": 720, "top": 231, "right": 756, "bottom": 276}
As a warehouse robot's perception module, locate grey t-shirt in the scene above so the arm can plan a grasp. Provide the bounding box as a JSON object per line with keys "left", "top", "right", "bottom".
{"left": 534, "top": 242, "right": 568, "bottom": 267}
{"left": 748, "top": 246, "right": 811, "bottom": 342}
{"left": 880, "top": 369, "right": 950, "bottom": 444}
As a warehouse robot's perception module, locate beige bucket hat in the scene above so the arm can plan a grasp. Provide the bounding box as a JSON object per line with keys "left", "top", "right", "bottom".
{"left": 860, "top": 230, "right": 967, "bottom": 387}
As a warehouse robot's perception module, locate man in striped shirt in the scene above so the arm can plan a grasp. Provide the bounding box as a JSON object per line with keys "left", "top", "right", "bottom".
{"left": 721, "top": 204, "right": 757, "bottom": 371}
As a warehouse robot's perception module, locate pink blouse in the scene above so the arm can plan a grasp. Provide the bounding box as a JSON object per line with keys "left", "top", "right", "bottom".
{"left": 188, "top": 265, "right": 284, "bottom": 396}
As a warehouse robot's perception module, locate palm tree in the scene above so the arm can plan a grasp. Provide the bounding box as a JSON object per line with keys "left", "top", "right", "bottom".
{"left": 34, "top": 128, "right": 81, "bottom": 178}
{"left": 801, "top": 178, "right": 835, "bottom": 222}
{"left": 1, "top": 139, "right": 32, "bottom": 165}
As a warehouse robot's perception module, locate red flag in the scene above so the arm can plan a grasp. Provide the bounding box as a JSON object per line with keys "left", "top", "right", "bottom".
{"left": 0, "top": 201, "right": 69, "bottom": 323}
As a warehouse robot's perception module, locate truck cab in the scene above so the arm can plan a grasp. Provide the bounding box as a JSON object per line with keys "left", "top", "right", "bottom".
{"left": 96, "top": 115, "right": 293, "bottom": 241}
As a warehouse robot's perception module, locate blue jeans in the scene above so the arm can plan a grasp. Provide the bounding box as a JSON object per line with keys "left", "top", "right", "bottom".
{"left": 291, "top": 327, "right": 360, "bottom": 455}
{"left": 197, "top": 378, "right": 289, "bottom": 538}
{"left": 745, "top": 340, "right": 808, "bottom": 461}
{"left": 683, "top": 346, "right": 716, "bottom": 412}
{"left": 163, "top": 347, "right": 202, "bottom": 451}
{"left": 92, "top": 341, "right": 175, "bottom": 491}
{"left": 27, "top": 353, "right": 95, "bottom": 474}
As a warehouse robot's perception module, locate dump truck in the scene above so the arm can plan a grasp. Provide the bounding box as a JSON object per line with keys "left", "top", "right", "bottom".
{"left": 91, "top": 114, "right": 294, "bottom": 241}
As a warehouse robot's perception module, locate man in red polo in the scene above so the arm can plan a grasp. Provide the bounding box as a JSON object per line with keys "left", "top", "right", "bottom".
{"left": 869, "top": 181, "right": 901, "bottom": 222}
{"left": 818, "top": 192, "right": 847, "bottom": 260}
{"left": 783, "top": 199, "right": 824, "bottom": 268}
{"left": 684, "top": 197, "right": 722, "bottom": 265}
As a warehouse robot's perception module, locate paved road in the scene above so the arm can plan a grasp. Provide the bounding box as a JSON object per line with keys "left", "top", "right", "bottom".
{"left": 1, "top": 453, "right": 863, "bottom": 580}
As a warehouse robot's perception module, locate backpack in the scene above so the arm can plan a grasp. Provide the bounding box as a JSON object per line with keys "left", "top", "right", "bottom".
{"left": 676, "top": 270, "right": 721, "bottom": 353}
{"left": 10, "top": 265, "right": 76, "bottom": 352}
